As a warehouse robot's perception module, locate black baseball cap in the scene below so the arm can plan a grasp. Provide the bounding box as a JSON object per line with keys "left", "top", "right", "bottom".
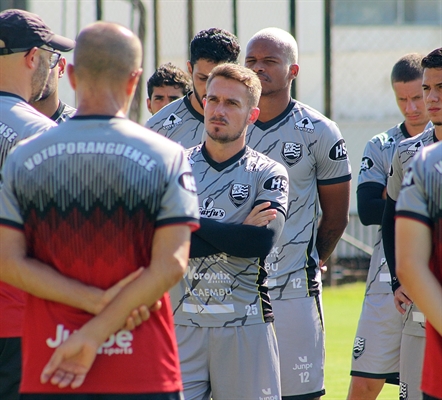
{"left": 0, "top": 9, "right": 75, "bottom": 55}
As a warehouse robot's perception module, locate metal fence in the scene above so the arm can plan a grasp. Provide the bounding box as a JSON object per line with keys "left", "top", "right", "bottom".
{"left": 2, "top": 0, "right": 441, "bottom": 269}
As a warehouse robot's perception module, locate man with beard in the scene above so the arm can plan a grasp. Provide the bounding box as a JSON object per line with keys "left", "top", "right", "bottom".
{"left": 244, "top": 27, "right": 352, "bottom": 400}
{"left": 30, "top": 56, "right": 76, "bottom": 124}
{"left": 0, "top": 9, "right": 74, "bottom": 400}
{"left": 146, "top": 28, "right": 240, "bottom": 148}
{"left": 170, "top": 63, "right": 288, "bottom": 400}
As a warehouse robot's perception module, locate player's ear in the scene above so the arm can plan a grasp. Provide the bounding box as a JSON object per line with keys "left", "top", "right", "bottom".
{"left": 187, "top": 61, "right": 193, "bottom": 75}
{"left": 248, "top": 107, "right": 260, "bottom": 124}
{"left": 147, "top": 98, "right": 153, "bottom": 114}
{"left": 202, "top": 97, "right": 207, "bottom": 108}
{"left": 23, "top": 47, "right": 39, "bottom": 70}
{"left": 67, "top": 64, "right": 77, "bottom": 90}
{"left": 289, "top": 64, "right": 299, "bottom": 80}
{"left": 127, "top": 68, "right": 142, "bottom": 96}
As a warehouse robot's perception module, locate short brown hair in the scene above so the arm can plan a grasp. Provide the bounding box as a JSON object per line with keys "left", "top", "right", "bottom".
{"left": 207, "top": 63, "right": 261, "bottom": 107}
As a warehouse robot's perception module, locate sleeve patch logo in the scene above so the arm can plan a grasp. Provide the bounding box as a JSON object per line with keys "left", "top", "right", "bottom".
{"left": 178, "top": 172, "right": 197, "bottom": 193}
{"left": 281, "top": 142, "right": 303, "bottom": 167}
{"left": 263, "top": 175, "right": 288, "bottom": 193}
{"left": 329, "top": 139, "right": 348, "bottom": 161}
{"left": 162, "top": 113, "right": 182, "bottom": 130}
{"left": 359, "top": 157, "right": 374, "bottom": 174}
{"left": 229, "top": 183, "right": 251, "bottom": 208}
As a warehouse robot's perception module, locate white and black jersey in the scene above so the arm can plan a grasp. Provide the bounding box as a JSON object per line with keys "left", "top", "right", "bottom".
{"left": 146, "top": 93, "right": 204, "bottom": 148}
{"left": 170, "top": 144, "right": 289, "bottom": 327}
{"left": 245, "top": 99, "right": 351, "bottom": 300}
{"left": 0, "top": 92, "right": 56, "bottom": 169}
{"left": 51, "top": 100, "right": 76, "bottom": 124}
{"left": 387, "top": 125, "right": 437, "bottom": 202}
{"left": 358, "top": 123, "right": 411, "bottom": 295}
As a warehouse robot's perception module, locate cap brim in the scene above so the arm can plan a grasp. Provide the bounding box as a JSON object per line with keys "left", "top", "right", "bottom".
{"left": 48, "top": 33, "right": 75, "bottom": 52}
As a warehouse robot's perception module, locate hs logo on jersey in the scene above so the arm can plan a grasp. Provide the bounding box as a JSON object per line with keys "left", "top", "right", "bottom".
{"left": 281, "top": 142, "right": 303, "bottom": 167}
{"left": 329, "top": 139, "right": 348, "bottom": 161}
{"left": 401, "top": 167, "right": 414, "bottom": 188}
{"left": 162, "top": 113, "right": 182, "bottom": 130}
{"left": 229, "top": 184, "right": 250, "bottom": 207}
{"left": 178, "top": 172, "right": 197, "bottom": 193}
{"left": 359, "top": 157, "right": 374, "bottom": 174}
{"left": 294, "top": 116, "right": 315, "bottom": 133}
{"left": 352, "top": 336, "right": 366, "bottom": 359}
{"left": 263, "top": 175, "right": 288, "bottom": 193}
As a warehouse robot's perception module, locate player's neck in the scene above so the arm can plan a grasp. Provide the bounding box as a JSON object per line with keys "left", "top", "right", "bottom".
{"left": 404, "top": 120, "right": 429, "bottom": 137}
{"left": 30, "top": 93, "right": 59, "bottom": 120}
{"left": 205, "top": 136, "right": 246, "bottom": 163}
{"left": 189, "top": 92, "right": 204, "bottom": 116}
{"left": 434, "top": 124, "right": 442, "bottom": 141}
{"left": 257, "top": 91, "right": 291, "bottom": 123}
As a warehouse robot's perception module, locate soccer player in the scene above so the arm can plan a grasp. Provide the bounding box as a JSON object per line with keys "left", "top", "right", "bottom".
{"left": 30, "top": 56, "right": 77, "bottom": 123}
{"left": 170, "top": 63, "right": 288, "bottom": 400}
{"left": 244, "top": 27, "right": 352, "bottom": 400}
{"left": 395, "top": 140, "right": 442, "bottom": 400}
{"left": 348, "top": 53, "right": 429, "bottom": 400}
{"left": 382, "top": 48, "right": 442, "bottom": 399}
{"left": 0, "top": 9, "right": 74, "bottom": 399}
{"left": 0, "top": 21, "right": 200, "bottom": 398}
{"left": 146, "top": 28, "right": 240, "bottom": 147}
{"left": 147, "top": 62, "right": 191, "bottom": 115}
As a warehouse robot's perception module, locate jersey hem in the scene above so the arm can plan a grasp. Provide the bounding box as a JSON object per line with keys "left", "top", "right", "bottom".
{"left": 282, "top": 388, "right": 325, "bottom": 399}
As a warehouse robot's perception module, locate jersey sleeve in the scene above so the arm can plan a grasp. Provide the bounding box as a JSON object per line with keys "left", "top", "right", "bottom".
{"left": 255, "top": 160, "right": 289, "bottom": 217}
{"left": 396, "top": 151, "right": 431, "bottom": 226}
{"left": 0, "top": 150, "right": 24, "bottom": 229}
{"left": 358, "top": 136, "right": 389, "bottom": 187}
{"left": 315, "top": 121, "right": 352, "bottom": 185}
{"left": 155, "top": 148, "right": 200, "bottom": 230}
{"left": 386, "top": 148, "right": 404, "bottom": 202}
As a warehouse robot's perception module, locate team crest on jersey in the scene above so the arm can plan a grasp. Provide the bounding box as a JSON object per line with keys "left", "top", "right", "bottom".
{"left": 199, "top": 197, "right": 226, "bottom": 219}
{"left": 399, "top": 382, "right": 408, "bottom": 400}
{"left": 329, "top": 139, "right": 348, "bottom": 161}
{"left": 162, "top": 113, "right": 182, "bottom": 130}
{"left": 359, "top": 157, "right": 374, "bottom": 174}
{"left": 281, "top": 142, "right": 303, "bottom": 167}
{"left": 294, "top": 116, "right": 315, "bottom": 133}
{"left": 406, "top": 140, "right": 423, "bottom": 155}
{"left": 229, "top": 184, "right": 250, "bottom": 207}
{"left": 352, "top": 336, "right": 366, "bottom": 359}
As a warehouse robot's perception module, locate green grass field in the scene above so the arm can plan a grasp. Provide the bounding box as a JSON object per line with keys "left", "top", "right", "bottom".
{"left": 323, "top": 282, "right": 399, "bottom": 399}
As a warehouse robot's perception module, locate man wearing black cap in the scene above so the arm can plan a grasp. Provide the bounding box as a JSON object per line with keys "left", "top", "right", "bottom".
{"left": 0, "top": 9, "right": 74, "bottom": 400}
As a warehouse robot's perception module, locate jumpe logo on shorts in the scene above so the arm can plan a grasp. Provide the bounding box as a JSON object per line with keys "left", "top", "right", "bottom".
{"left": 46, "top": 324, "right": 134, "bottom": 356}
{"left": 352, "top": 336, "right": 366, "bottom": 359}
{"left": 259, "top": 388, "right": 278, "bottom": 400}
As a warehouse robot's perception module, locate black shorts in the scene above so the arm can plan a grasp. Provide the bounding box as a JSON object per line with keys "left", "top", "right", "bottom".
{"left": 0, "top": 337, "right": 22, "bottom": 400}
{"left": 20, "top": 393, "right": 183, "bottom": 400}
